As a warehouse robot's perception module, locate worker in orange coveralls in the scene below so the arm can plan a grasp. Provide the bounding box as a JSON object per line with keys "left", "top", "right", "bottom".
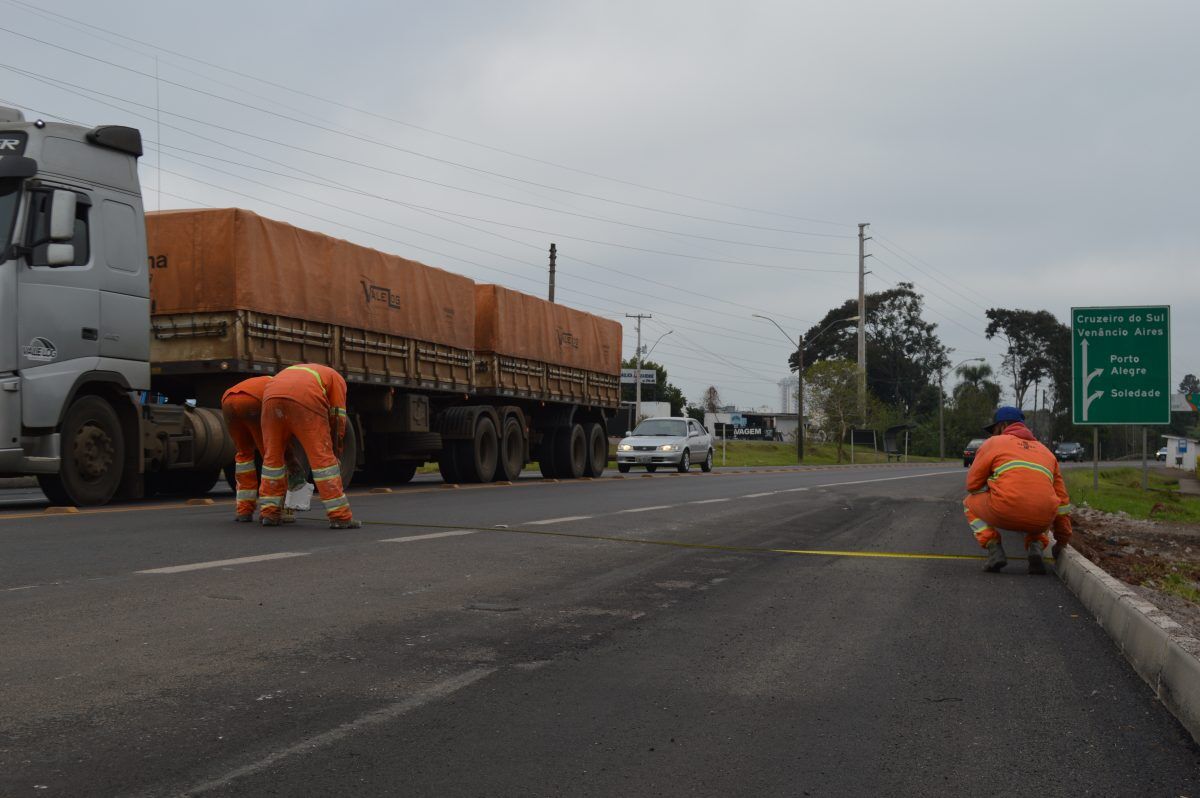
{"left": 964, "top": 406, "right": 1072, "bottom": 574}
{"left": 258, "top": 363, "right": 360, "bottom": 529}
{"left": 220, "top": 375, "right": 305, "bottom": 523}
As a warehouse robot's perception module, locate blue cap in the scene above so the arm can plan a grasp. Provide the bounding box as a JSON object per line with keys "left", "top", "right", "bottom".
{"left": 984, "top": 406, "right": 1024, "bottom": 434}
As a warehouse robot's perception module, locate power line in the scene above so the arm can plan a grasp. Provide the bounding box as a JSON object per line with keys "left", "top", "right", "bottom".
{"left": 0, "top": 0, "right": 851, "bottom": 229}
{"left": 0, "top": 26, "right": 855, "bottom": 248}
{"left": 0, "top": 61, "right": 856, "bottom": 269}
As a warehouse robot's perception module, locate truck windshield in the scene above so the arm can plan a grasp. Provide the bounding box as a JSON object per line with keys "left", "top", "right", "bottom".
{"left": 633, "top": 419, "right": 687, "bottom": 437}
{"left": 0, "top": 179, "right": 18, "bottom": 255}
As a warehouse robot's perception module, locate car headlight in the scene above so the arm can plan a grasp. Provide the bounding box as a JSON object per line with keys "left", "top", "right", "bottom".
{"left": 659, "top": 444, "right": 679, "bottom": 452}
{"left": 618, "top": 443, "right": 633, "bottom": 452}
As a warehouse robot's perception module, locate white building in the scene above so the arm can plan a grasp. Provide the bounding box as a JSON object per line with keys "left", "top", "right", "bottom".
{"left": 1162, "top": 435, "right": 1198, "bottom": 472}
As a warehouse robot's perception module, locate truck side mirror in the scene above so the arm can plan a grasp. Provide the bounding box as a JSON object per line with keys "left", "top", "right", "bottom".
{"left": 46, "top": 243, "right": 75, "bottom": 266}
{"left": 49, "top": 189, "right": 76, "bottom": 241}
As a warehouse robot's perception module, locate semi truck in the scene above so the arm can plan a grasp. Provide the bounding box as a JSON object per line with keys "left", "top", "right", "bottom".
{"left": 0, "top": 106, "right": 621, "bottom": 506}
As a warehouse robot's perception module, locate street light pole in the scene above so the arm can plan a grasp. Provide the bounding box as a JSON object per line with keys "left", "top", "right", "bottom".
{"left": 939, "top": 357, "right": 986, "bottom": 461}
{"left": 754, "top": 314, "right": 859, "bottom": 464}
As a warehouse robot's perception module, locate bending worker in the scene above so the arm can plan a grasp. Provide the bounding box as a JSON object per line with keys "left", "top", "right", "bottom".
{"left": 258, "top": 363, "right": 360, "bottom": 529}
{"left": 964, "top": 406, "right": 1072, "bottom": 574}
{"left": 220, "top": 375, "right": 305, "bottom": 523}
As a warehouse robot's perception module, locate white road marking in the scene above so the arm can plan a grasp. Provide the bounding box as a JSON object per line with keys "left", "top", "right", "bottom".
{"left": 4, "top": 584, "right": 41, "bottom": 592}
{"left": 689, "top": 498, "right": 730, "bottom": 505}
{"left": 137, "top": 552, "right": 309, "bottom": 574}
{"left": 781, "top": 487, "right": 810, "bottom": 493}
{"left": 818, "top": 471, "right": 959, "bottom": 489}
{"left": 525, "top": 516, "right": 592, "bottom": 525}
{"left": 742, "top": 492, "right": 775, "bottom": 498}
{"left": 378, "top": 529, "right": 480, "bottom": 543}
{"left": 185, "top": 667, "right": 495, "bottom": 795}
{"left": 618, "top": 505, "right": 675, "bottom": 514}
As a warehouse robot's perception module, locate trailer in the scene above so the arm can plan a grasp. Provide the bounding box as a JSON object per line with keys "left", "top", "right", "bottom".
{"left": 0, "top": 108, "right": 620, "bottom": 506}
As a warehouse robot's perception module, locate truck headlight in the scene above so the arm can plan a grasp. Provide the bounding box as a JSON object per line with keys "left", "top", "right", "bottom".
{"left": 618, "top": 443, "right": 633, "bottom": 452}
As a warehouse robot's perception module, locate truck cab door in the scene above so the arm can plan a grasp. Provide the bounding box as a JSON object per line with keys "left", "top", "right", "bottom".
{"left": 16, "top": 188, "right": 100, "bottom": 427}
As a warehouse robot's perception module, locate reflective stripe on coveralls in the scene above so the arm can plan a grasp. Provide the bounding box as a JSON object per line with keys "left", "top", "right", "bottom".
{"left": 258, "top": 398, "right": 352, "bottom": 523}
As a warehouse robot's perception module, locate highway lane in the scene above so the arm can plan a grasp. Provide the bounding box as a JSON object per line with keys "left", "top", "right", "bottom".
{"left": 1, "top": 463, "right": 1197, "bottom": 796}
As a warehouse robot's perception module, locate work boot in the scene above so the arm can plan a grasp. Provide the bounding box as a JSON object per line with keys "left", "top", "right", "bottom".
{"left": 1027, "top": 540, "right": 1048, "bottom": 575}
{"left": 260, "top": 515, "right": 281, "bottom": 527}
{"left": 329, "top": 519, "right": 362, "bottom": 530}
{"left": 234, "top": 514, "right": 253, "bottom": 523}
{"left": 983, "top": 540, "right": 1008, "bottom": 572}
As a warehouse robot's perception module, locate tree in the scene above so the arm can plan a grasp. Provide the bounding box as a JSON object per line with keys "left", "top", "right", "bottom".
{"left": 789, "top": 283, "right": 950, "bottom": 416}
{"left": 620, "top": 358, "right": 687, "bottom": 416}
{"left": 701, "top": 385, "right": 723, "bottom": 413}
{"left": 983, "top": 309, "right": 1069, "bottom": 409}
{"left": 804, "top": 360, "right": 860, "bottom": 463}
{"left": 954, "top": 362, "right": 1001, "bottom": 406}
{"left": 1181, "top": 374, "right": 1200, "bottom": 395}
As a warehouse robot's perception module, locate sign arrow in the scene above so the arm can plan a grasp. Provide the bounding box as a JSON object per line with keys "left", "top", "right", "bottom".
{"left": 1081, "top": 338, "right": 1104, "bottom": 422}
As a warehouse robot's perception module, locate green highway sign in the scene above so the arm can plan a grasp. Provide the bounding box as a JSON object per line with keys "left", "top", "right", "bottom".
{"left": 1071, "top": 305, "right": 1170, "bottom": 425}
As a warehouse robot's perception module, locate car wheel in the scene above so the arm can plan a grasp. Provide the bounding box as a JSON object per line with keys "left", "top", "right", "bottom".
{"left": 645, "top": 465, "right": 658, "bottom": 473}
{"left": 700, "top": 450, "right": 713, "bottom": 472}
{"left": 618, "top": 463, "right": 631, "bottom": 473}
{"left": 677, "top": 450, "right": 690, "bottom": 473}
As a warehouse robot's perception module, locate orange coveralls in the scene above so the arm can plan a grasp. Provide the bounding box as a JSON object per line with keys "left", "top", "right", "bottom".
{"left": 258, "top": 364, "right": 352, "bottom": 524}
{"left": 964, "top": 422, "right": 1072, "bottom": 550}
{"left": 221, "top": 376, "right": 304, "bottom": 518}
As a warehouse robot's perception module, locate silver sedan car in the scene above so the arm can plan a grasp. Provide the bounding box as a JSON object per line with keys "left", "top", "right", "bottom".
{"left": 616, "top": 417, "right": 714, "bottom": 473}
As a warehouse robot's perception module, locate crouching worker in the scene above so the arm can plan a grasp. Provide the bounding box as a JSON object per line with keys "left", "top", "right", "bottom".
{"left": 258, "top": 363, "right": 360, "bottom": 529}
{"left": 221, "top": 375, "right": 306, "bottom": 523}
{"left": 964, "top": 406, "right": 1072, "bottom": 574}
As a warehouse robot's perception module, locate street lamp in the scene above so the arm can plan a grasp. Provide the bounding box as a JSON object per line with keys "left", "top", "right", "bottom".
{"left": 753, "top": 314, "right": 859, "bottom": 463}
{"left": 644, "top": 330, "right": 673, "bottom": 360}
{"left": 939, "top": 357, "right": 986, "bottom": 461}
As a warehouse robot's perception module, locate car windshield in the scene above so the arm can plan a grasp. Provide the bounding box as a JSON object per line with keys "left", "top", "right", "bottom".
{"left": 1058, "top": 443, "right": 1081, "bottom": 451}
{"left": 632, "top": 419, "right": 687, "bottom": 437}
{"left": 0, "top": 179, "right": 19, "bottom": 254}
{"left": 966, "top": 439, "right": 985, "bottom": 448}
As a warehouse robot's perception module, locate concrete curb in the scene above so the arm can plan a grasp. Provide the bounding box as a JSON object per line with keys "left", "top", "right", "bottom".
{"left": 1057, "top": 546, "right": 1200, "bottom": 743}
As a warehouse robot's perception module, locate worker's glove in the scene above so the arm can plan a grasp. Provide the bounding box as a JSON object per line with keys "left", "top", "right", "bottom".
{"left": 1052, "top": 541, "right": 1068, "bottom": 559}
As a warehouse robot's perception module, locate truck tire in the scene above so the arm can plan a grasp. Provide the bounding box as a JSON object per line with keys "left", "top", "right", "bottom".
{"left": 538, "top": 429, "right": 559, "bottom": 479}
{"left": 554, "top": 423, "right": 587, "bottom": 480}
{"left": 495, "top": 416, "right": 525, "bottom": 482}
{"left": 388, "top": 461, "right": 419, "bottom": 484}
{"left": 583, "top": 423, "right": 607, "bottom": 478}
{"left": 438, "top": 445, "right": 461, "bottom": 484}
{"left": 37, "top": 395, "right": 125, "bottom": 506}
{"left": 457, "top": 416, "right": 498, "bottom": 483}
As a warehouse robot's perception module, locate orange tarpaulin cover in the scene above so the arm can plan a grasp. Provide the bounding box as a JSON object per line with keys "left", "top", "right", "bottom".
{"left": 475, "top": 284, "right": 621, "bottom": 375}
{"left": 147, "top": 209, "right": 475, "bottom": 350}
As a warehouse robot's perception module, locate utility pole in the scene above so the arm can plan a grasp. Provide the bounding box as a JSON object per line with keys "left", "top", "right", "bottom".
{"left": 857, "top": 223, "right": 870, "bottom": 421}
{"left": 626, "top": 313, "right": 651, "bottom": 425}
{"left": 548, "top": 243, "right": 556, "bottom": 303}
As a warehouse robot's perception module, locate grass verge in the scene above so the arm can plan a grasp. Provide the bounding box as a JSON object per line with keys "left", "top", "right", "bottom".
{"left": 1065, "top": 468, "right": 1200, "bottom": 524}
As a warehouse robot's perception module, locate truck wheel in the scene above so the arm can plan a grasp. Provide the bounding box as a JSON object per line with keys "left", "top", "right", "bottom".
{"left": 37, "top": 395, "right": 125, "bottom": 506}
{"left": 438, "top": 445, "right": 461, "bottom": 484}
{"left": 457, "top": 416, "right": 498, "bottom": 483}
{"left": 495, "top": 417, "right": 525, "bottom": 482}
{"left": 554, "top": 423, "right": 587, "bottom": 479}
{"left": 388, "top": 461, "right": 419, "bottom": 484}
{"left": 583, "top": 423, "right": 607, "bottom": 478}
{"left": 538, "top": 429, "right": 559, "bottom": 479}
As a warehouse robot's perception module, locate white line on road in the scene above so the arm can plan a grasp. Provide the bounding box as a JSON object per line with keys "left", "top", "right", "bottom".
{"left": 379, "top": 529, "right": 481, "bottom": 543}
{"left": 618, "top": 505, "right": 674, "bottom": 514}
{"left": 185, "top": 667, "right": 495, "bottom": 795}
{"left": 137, "top": 552, "right": 309, "bottom": 574}
{"left": 781, "top": 487, "right": 810, "bottom": 493}
{"left": 689, "top": 498, "right": 730, "bottom": 505}
{"left": 525, "top": 516, "right": 593, "bottom": 525}
{"left": 742, "top": 492, "right": 775, "bottom": 498}
{"left": 818, "top": 471, "right": 960, "bottom": 489}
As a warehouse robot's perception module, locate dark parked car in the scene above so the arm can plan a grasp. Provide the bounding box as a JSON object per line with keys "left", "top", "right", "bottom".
{"left": 963, "top": 438, "right": 985, "bottom": 467}
{"left": 1054, "top": 442, "right": 1086, "bottom": 462}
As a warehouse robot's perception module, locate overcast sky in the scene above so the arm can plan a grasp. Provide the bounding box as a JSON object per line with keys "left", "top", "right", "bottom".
{"left": 2, "top": 0, "right": 1196, "bottom": 411}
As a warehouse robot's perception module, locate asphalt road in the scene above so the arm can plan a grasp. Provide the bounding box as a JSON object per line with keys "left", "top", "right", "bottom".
{"left": 1, "top": 463, "right": 1196, "bottom": 796}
